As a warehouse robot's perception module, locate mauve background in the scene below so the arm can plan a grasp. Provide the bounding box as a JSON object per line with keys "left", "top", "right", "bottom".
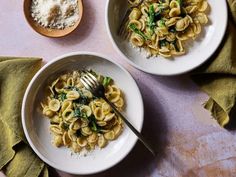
{"left": 1, "top": 1, "right": 236, "bottom": 177}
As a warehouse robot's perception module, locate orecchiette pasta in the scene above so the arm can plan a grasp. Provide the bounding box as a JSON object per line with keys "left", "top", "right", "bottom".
{"left": 98, "top": 134, "right": 107, "bottom": 148}
{"left": 126, "top": 0, "right": 209, "bottom": 58}
{"left": 41, "top": 70, "right": 124, "bottom": 153}
{"left": 104, "top": 130, "right": 115, "bottom": 140}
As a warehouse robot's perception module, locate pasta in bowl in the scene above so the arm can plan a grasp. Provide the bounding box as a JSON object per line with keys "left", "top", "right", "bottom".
{"left": 127, "top": 0, "right": 209, "bottom": 58}
{"left": 41, "top": 70, "right": 125, "bottom": 153}
{"left": 21, "top": 52, "right": 144, "bottom": 174}
{"left": 106, "top": 0, "right": 228, "bottom": 75}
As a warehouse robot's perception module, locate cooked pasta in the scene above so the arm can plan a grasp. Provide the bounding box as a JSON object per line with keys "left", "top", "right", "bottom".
{"left": 126, "top": 0, "right": 209, "bottom": 58}
{"left": 41, "top": 70, "right": 124, "bottom": 153}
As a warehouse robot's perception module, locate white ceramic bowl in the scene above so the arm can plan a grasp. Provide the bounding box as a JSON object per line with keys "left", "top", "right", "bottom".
{"left": 21, "top": 52, "right": 144, "bottom": 175}
{"left": 105, "top": 0, "right": 228, "bottom": 75}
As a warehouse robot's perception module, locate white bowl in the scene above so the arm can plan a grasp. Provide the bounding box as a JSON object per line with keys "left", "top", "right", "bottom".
{"left": 21, "top": 52, "right": 144, "bottom": 175}
{"left": 105, "top": 0, "right": 228, "bottom": 75}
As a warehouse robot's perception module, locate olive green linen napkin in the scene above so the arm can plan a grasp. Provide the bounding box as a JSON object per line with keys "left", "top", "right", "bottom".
{"left": 0, "top": 57, "right": 48, "bottom": 177}
{"left": 191, "top": 0, "right": 236, "bottom": 128}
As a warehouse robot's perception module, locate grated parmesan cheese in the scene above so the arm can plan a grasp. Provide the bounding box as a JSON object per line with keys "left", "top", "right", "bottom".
{"left": 31, "top": 0, "right": 80, "bottom": 29}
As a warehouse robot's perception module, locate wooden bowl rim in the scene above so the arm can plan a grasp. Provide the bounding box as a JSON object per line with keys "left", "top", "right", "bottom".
{"left": 23, "top": 0, "right": 83, "bottom": 38}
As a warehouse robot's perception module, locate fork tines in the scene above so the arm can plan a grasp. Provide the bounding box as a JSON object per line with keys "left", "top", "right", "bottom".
{"left": 80, "top": 70, "right": 99, "bottom": 90}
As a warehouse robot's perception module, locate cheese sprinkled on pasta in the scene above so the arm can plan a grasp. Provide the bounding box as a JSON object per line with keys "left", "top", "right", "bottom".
{"left": 41, "top": 70, "right": 124, "bottom": 153}
{"left": 127, "top": 0, "right": 209, "bottom": 58}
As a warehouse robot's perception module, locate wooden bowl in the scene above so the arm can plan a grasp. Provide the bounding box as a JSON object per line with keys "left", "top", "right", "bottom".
{"left": 23, "top": 0, "right": 83, "bottom": 38}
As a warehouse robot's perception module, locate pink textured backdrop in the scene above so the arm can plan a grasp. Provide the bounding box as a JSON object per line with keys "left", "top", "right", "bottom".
{"left": 1, "top": 0, "right": 236, "bottom": 176}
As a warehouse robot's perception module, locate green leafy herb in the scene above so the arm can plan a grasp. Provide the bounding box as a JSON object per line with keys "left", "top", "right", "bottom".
{"left": 159, "top": 19, "right": 166, "bottom": 27}
{"left": 75, "top": 93, "right": 89, "bottom": 105}
{"left": 177, "top": 0, "right": 183, "bottom": 7}
{"left": 102, "top": 76, "right": 112, "bottom": 88}
{"left": 159, "top": 39, "right": 168, "bottom": 47}
{"left": 129, "top": 23, "right": 149, "bottom": 40}
{"left": 91, "top": 121, "right": 98, "bottom": 132}
{"left": 154, "top": 4, "right": 164, "bottom": 21}
{"left": 74, "top": 108, "right": 87, "bottom": 118}
{"left": 58, "top": 92, "right": 67, "bottom": 101}
{"left": 148, "top": 5, "right": 156, "bottom": 34}
{"left": 88, "top": 115, "right": 102, "bottom": 133}
{"left": 87, "top": 115, "right": 96, "bottom": 122}
{"left": 62, "top": 123, "right": 69, "bottom": 130}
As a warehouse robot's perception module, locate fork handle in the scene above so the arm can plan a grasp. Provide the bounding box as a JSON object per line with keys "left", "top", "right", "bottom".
{"left": 103, "top": 96, "right": 156, "bottom": 156}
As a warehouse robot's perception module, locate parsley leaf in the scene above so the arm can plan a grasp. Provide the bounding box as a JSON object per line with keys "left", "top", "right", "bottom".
{"left": 129, "top": 23, "right": 149, "bottom": 40}
{"left": 102, "top": 76, "right": 112, "bottom": 88}
{"left": 148, "top": 5, "right": 156, "bottom": 34}
{"left": 88, "top": 115, "right": 102, "bottom": 133}
{"left": 58, "top": 92, "right": 67, "bottom": 101}
{"left": 74, "top": 108, "right": 87, "bottom": 119}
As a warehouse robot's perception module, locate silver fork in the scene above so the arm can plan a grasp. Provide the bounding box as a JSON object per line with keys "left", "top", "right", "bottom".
{"left": 118, "top": 0, "right": 144, "bottom": 39}
{"left": 80, "top": 70, "right": 156, "bottom": 156}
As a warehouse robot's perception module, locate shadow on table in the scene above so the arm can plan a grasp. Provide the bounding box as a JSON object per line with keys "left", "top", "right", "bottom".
{"left": 49, "top": 0, "right": 95, "bottom": 46}
{"left": 152, "top": 74, "right": 200, "bottom": 93}
{"left": 48, "top": 77, "right": 170, "bottom": 177}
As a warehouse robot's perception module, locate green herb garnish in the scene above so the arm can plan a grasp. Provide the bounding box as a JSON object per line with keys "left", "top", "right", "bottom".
{"left": 91, "top": 121, "right": 98, "bottom": 132}
{"left": 129, "top": 23, "right": 149, "bottom": 40}
{"left": 177, "top": 0, "right": 182, "bottom": 6}
{"left": 58, "top": 92, "right": 67, "bottom": 101}
{"left": 148, "top": 5, "right": 156, "bottom": 34}
{"left": 159, "top": 39, "right": 168, "bottom": 47}
{"left": 76, "top": 93, "right": 89, "bottom": 105}
{"left": 102, "top": 76, "right": 112, "bottom": 88}
{"left": 88, "top": 115, "right": 101, "bottom": 133}
{"left": 74, "top": 108, "right": 87, "bottom": 119}
{"left": 154, "top": 4, "right": 164, "bottom": 21}
{"left": 159, "top": 19, "right": 166, "bottom": 27}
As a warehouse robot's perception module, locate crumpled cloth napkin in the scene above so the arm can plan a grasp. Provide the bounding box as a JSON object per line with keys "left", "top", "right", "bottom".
{"left": 191, "top": 0, "right": 236, "bottom": 128}
{"left": 0, "top": 57, "right": 48, "bottom": 177}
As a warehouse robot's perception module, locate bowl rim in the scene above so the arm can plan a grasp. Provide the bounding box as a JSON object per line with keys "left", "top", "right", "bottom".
{"left": 23, "top": 0, "right": 84, "bottom": 38}
{"left": 105, "top": 0, "right": 228, "bottom": 76}
{"left": 21, "top": 51, "right": 144, "bottom": 175}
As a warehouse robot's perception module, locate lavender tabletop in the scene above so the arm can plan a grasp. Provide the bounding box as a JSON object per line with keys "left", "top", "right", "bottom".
{"left": 1, "top": 1, "right": 236, "bottom": 177}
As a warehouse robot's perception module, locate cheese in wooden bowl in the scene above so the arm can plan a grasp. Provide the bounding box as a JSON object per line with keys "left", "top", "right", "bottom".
{"left": 24, "top": 0, "right": 83, "bottom": 37}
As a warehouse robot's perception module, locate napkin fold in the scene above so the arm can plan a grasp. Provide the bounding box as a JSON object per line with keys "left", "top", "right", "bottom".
{"left": 0, "top": 57, "right": 48, "bottom": 177}
{"left": 191, "top": 0, "right": 236, "bottom": 128}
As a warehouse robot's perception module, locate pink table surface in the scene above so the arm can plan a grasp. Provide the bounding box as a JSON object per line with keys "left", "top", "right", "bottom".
{"left": 1, "top": 1, "right": 236, "bottom": 177}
